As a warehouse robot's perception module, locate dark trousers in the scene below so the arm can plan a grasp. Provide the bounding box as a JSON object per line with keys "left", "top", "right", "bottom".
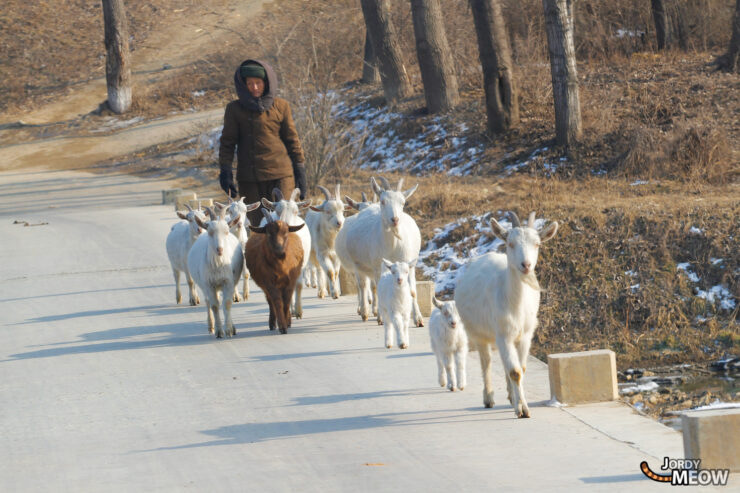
{"left": 239, "top": 176, "right": 295, "bottom": 226}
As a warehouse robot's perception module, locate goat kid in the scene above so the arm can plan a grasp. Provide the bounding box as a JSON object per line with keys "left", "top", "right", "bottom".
{"left": 305, "top": 184, "right": 348, "bottom": 299}
{"left": 377, "top": 258, "right": 416, "bottom": 349}
{"left": 429, "top": 297, "right": 467, "bottom": 391}
{"left": 166, "top": 204, "right": 206, "bottom": 305}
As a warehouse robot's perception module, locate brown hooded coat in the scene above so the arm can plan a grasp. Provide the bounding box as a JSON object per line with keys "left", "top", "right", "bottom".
{"left": 218, "top": 59, "right": 305, "bottom": 183}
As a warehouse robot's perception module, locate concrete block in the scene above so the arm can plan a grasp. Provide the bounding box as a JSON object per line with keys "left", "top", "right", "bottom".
{"left": 415, "top": 281, "right": 435, "bottom": 318}
{"left": 162, "top": 189, "right": 183, "bottom": 205}
{"left": 189, "top": 198, "right": 213, "bottom": 210}
{"left": 339, "top": 267, "right": 357, "bottom": 296}
{"left": 174, "top": 192, "right": 197, "bottom": 211}
{"left": 682, "top": 409, "right": 740, "bottom": 471}
{"left": 548, "top": 349, "right": 618, "bottom": 404}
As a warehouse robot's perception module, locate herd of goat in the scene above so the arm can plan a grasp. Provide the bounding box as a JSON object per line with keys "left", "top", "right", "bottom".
{"left": 165, "top": 176, "right": 559, "bottom": 418}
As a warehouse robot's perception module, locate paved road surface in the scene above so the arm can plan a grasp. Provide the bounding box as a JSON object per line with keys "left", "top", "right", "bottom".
{"left": 1, "top": 169, "right": 734, "bottom": 491}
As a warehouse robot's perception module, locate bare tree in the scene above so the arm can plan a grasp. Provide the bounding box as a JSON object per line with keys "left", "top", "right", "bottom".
{"left": 468, "top": 0, "right": 519, "bottom": 134}
{"left": 651, "top": 0, "right": 670, "bottom": 50}
{"left": 361, "top": 30, "right": 380, "bottom": 84}
{"left": 360, "top": 0, "right": 412, "bottom": 102}
{"left": 102, "top": 0, "right": 132, "bottom": 114}
{"left": 409, "top": 0, "right": 459, "bottom": 113}
{"left": 543, "top": 0, "right": 582, "bottom": 148}
{"left": 717, "top": 0, "right": 740, "bottom": 72}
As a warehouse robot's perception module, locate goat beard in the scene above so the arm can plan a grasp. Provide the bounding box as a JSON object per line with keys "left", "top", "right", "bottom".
{"left": 521, "top": 271, "right": 542, "bottom": 292}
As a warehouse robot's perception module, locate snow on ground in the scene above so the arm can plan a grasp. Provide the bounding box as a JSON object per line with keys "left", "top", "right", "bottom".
{"left": 676, "top": 263, "right": 736, "bottom": 311}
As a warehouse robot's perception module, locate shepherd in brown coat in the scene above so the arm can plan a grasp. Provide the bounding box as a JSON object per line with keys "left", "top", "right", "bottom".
{"left": 246, "top": 209, "right": 305, "bottom": 334}
{"left": 218, "top": 59, "right": 308, "bottom": 226}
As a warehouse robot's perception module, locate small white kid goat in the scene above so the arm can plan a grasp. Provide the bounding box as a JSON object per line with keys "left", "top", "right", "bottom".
{"left": 429, "top": 297, "right": 467, "bottom": 391}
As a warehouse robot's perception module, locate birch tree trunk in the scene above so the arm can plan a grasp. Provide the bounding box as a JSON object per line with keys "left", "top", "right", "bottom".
{"left": 468, "top": 0, "right": 519, "bottom": 134}
{"left": 543, "top": 0, "right": 582, "bottom": 148}
{"left": 409, "top": 0, "right": 459, "bottom": 113}
{"left": 361, "top": 30, "right": 380, "bottom": 84}
{"left": 102, "top": 0, "right": 132, "bottom": 114}
{"left": 360, "top": 0, "right": 412, "bottom": 103}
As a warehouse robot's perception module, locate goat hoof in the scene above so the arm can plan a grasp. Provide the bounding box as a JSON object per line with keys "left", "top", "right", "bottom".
{"left": 361, "top": 314, "right": 368, "bottom": 321}
{"left": 416, "top": 319, "right": 424, "bottom": 327}
{"left": 399, "top": 343, "right": 408, "bottom": 349}
{"left": 176, "top": 295, "right": 182, "bottom": 304}
{"left": 279, "top": 328, "right": 287, "bottom": 334}
{"left": 385, "top": 344, "right": 392, "bottom": 349}
{"left": 216, "top": 330, "right": 224, "bottom": 339}
{"left": 449, "top": 387, "right": 455, "bottom": 392}
{"left": 459, "top": 386, "right": 465, "bottom": 391}
{"left": 517, "top": 410, "right": 530, "bottom": 419}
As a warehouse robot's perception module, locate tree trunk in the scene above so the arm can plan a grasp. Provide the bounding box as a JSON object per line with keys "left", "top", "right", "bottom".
{"left": 359, "top": 0, "right": 412, "bottom": 103}
{"left": 543, "top": 0, "right": 582, "bottom": 148}
{"left": 651, "top": 0, "right": 670, "bottom": 50}
{"left": 468, "top": 0, "right": 519, "bottom": 134}
{"left": 102, "top": 0, "right": 132, "bottom": 114}
{"left": 361, "top": 30, "right": 380, "bottom": 84}
{"left": 409, "top": 0, "right": 459, "bottom": 113}
{"left": 718, "top": 0, "right": 740, "bottom": 72}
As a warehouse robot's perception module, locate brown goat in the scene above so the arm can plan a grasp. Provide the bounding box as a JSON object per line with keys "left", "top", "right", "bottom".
{"left": 246, "top": 210, "right": 305, "bottom": 334}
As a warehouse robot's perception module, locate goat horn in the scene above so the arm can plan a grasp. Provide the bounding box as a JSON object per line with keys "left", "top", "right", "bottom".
{"left": 205, "top": 206, "right": 216, "bottom": 219}
{"left": 508, "top": 211, "right": 521, "bottom": 227}
{"left": 361, "top": 191, "right": 368, "bottom": 202}
{"left": 272, "top": 188, "right": 284, "bottom": 202}
{"left": 185, "top": 204, "right": 193, "bottom": 212}
{"left": 317, "top": 185, "right": 332, "bottom": 201}
{"left": 290, "top": 188, "right": 300, "bottom": 202}
{"left": 378, "top": 176, "right": 391, "bottom": 190}
{"left": 261, "top": 208, "right": 274, "bottom": 223}
{"left": 397, "top": 177, "right": 404, "bottom": 191}
{"left": 528, "top": 211, "right": 536, "bottom": 228}
{"left": 335, "top": 183, "right": 341, "bottom": 200}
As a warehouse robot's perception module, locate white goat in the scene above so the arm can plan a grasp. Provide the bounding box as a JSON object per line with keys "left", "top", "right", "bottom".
{"left": 305, "top": 184, "right": 347, "bottom": 299}
{"left": 376, "top": 259, "right": 415, "bottom": 349}
{"left": 165, "top": 205, "right": 205, "bottom": 305}
{"left": 335, "top": 177, "right": 423, "bottom": 326}
{"left": 455, "top": 211, "right": 558, "bottom": 418}
{"left": 187, "top": 207, "right": 244, "bottom": 338}
{"left": 216, "top": 197, "right": 259, "bottom": 302}
{"left": 261, "top": 188, "right": 312, "bottom": 318}
{"left": 429, "top": 297, "right": 468, "bottom": 391}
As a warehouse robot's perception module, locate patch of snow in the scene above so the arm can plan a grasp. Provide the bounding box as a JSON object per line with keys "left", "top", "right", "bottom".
{"left": 630, "top": 284, "right": 640, "bottom": 292}
{"left": 696, "top": 285, "right": 736, "bottom": 311}
{"left": 689, "top": 226, "right": 704, "bottom": 235}
{"left": 619, "top": 381, "right": 659, "bottom": 394}
{"left": 625, "top": 270, "right": 638, "bottom": 277}
{"left": 630, "top": 180, "right": 649, "bottom": 186}
{"left": 192, "top": 90, "right": 205, "bottom": 97}
{"left": 677, "top": 263, "right": 700, "bottom": 283}
{"left": 685, "top": 401, "right": 740, "bottom": 412}
{"left": 710, "top": 258, "right": 723, "bottom": 266}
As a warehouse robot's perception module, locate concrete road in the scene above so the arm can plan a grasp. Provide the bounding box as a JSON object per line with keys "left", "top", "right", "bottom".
{"left": 0, "top": 169, "right": 734, "bottom": 492}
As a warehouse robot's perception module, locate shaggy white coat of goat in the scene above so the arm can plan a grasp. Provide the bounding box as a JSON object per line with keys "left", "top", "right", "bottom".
{"left": 455, "top": 211, "right": 558, "bottom": 418}
{"left": 304, "top": 184, "right": 347, "bottom": 299}
{"left": 217, "top": 197, "right": 259, "bottom": 302}
{"left": 166, "top": 205, "right": 205, "bottom": 306}
{"left": 187, "top": 207, "right": 244, "bottom": 338}
{"left": 376, "top": 259, "right": 415, "bottom": 349}
{"left": 429, "top": 297, "right": 468, "bottom": 391}
{"left": 335, "top": 177, "right": 423, "bottom": 326}
{"left": 261, "top": 188, "right": 312, "bottom": 318}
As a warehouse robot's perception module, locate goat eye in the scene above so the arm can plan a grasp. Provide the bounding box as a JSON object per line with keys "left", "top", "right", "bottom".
{"left": 507, "top": 242, "right": 514, "bottom": 248}
{"left": 381, "top": 200, "right": 385, "bottom": 205}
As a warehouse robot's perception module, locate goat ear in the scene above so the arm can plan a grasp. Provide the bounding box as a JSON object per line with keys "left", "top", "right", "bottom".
{"left": 246, "top": 201, "right": 261, "bottom": 212}
{"left": 309, "top": 205, "right": 323, "bottom": 212}
{"left": 228, "top": 215, "right": 241, "bottom": 228}
{"left": 408, "top": 257, "right": 418, "bottom": 268}
{"left": 489, "top": 217, "right": 508, "bottom": 241}
{"left": 248, "top": 225, "right": 266, "bottom": 234}
{"left": 540, "top": 221, "right": 559, "bottom": 243}
{"left": 370, "top": 177, "right": 383, "bottom": 196}
{"left": 297, "top": 200, "right": 311, "bottom": 210}
{"left": 176, "top": 211, "right": 188, "bottom": 220}
{"left": 214, "top": 201, "right": 226, "bottom": 210}
{"left": 288, "top": 223, "right": 305, "bottom": 233}
{"left": 345, "top": 195, "right": 359, "bottom": 210}
{"left": 432, "top": 296, "right": 444, "bottom": 309}
{"left": 261, "top": 198, "right": 275, "bottom": 210}
{"left": 403, "top": 183, "right": 419, "bottom": 200}
{"left": 381, "top": 258, "right": 393, "bottom": 270}
{"left": 194, "top": 215, "right": 209, "bottom": 230}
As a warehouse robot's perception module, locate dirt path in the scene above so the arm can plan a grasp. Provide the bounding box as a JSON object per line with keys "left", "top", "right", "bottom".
{"left": 2, "top": 0, "right": 266, "bottom": 129}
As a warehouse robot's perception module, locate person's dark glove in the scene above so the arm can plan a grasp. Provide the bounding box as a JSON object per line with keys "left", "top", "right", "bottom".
{"left": 293, "top": 162, "right": 307, "bottom": 200}
{"left": 219, "top": 166, "right": 238, "bottom": 198}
